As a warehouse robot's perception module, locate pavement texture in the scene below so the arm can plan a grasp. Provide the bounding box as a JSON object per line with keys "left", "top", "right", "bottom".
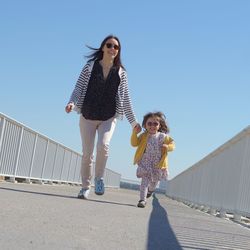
{"left": 1, "top": 181, "right": 250, "bottom": 250}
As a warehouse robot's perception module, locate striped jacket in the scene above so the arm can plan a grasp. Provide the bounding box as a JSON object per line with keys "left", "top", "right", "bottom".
{"left": 68, "top": 60, "right": 138, "bottom": 128}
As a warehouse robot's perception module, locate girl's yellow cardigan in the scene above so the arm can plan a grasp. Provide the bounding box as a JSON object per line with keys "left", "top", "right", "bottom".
{"left": 131, "top": 130, "right": 175, "bottom": 169}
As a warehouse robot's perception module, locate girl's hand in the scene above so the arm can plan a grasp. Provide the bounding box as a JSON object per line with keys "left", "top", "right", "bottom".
{"left": 134, "top": 123, "right": 142, "bottom": 134}
{"left": 65, "top": 103, "right": 74, "bottom": 113}
{"left": 161, "top": 144, "right": 168, "bottom": 154}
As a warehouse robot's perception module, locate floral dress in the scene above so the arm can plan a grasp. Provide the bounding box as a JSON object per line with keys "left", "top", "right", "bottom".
{"left": 137, "top": 132, "right": 168, "bottom": 182}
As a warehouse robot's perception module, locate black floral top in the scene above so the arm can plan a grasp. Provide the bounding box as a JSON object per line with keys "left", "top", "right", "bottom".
{"left": 68, "top": 60, "right": 138, "bottom": 128}
{"left": 81, "top": 61, "right": 120, "bottom": 120}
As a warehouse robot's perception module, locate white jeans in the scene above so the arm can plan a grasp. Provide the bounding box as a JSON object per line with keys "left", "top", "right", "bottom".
{"left": 79, "top": 115, "right": 117, "bottom": 189}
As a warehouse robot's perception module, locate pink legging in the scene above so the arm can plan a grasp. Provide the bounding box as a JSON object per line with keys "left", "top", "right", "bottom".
{"left": 79, "top": 115, "right": 117, "bottom": 189}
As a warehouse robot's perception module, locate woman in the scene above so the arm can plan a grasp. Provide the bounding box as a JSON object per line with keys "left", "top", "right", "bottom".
{"left": 65, "top": 35, "right": 141, "bottom": 199}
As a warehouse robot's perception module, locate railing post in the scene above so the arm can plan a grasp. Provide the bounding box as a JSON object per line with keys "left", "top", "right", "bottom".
{"left": 219, "top": 210, "right": 226, "bottom": 218}
{"left": 59, "top": 149, "right": 66, "bottom": 184}
{"left": 66, "top": 152, "right": 73, "bottom": 183}
{"left": 209, "top": 208, "right": 217, "bottom": 216}
{"left": 0, "top": 117, "right": 6, "bottom": 173}
{"left": 10, "top": 127, "right": 24, "bottom": 183}
{"left": 49, "top": 143, "right": 58, "bottom": 184}
{"left": 38, "top": 139, "right": 49, "bottom": 184}
{"left": 25, "top": 133, "right": 38, "bottom": 184}
{"left": 233, "top": 213, "right": 241, "bottom": 222}
{"left": 73, "top": 155, "right": 78, "bottom": 183}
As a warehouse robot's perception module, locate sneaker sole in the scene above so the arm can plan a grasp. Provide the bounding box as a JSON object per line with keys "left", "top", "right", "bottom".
{"left": 137, "top": 204, "right": 146, "bottom": 208}
{"left": 95, "top": 191, "right": 104, "bottom": 195}
{"left": 137, "top": 201, "right": 146, "bottom": 208}
{"left": 77, "top": 195, "right": 88, "bottom": 199}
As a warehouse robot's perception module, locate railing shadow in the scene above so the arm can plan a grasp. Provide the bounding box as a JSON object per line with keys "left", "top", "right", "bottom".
{"left": 147, "top": 194, "right": 182, "bottom": 250}
{"left": 0, "top": 186, "right": 136, "bottom": 207}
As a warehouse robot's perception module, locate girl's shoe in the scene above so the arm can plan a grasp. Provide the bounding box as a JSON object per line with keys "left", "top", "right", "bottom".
{"left": 95, "top": 178, "right": 105, "bottom": 195}
{"left": 146, "top": 191, "right": 154, "bottom": 198}
{"left": 78, "top": 188, "right": 90, "bottom": 199}
{"left": 137, "top": 200, "right": 146, "bottom": 208}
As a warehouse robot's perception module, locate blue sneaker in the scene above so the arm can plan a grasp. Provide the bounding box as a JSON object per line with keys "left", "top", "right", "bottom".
{"left": 95, "top": 178, "right": 105, "bottom": 195}
{"left": 78, "top": 188, "right": 90, "bottom": 199}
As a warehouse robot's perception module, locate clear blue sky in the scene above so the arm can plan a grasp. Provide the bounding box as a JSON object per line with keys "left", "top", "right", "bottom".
{"left": 1, "top": 0, "right": 249, "bottom": 181}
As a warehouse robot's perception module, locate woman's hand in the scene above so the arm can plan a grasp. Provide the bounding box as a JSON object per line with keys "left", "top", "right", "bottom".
{"left": 65, "top": 103, "right": 74, "bottom": 113}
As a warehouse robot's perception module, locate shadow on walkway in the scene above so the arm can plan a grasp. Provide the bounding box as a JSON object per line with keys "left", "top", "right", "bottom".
{"left": 0, "top": 186, "right": 135, "bottom": 207}
{"left": 147, "top": 194, "right": 182, "bottom": 250}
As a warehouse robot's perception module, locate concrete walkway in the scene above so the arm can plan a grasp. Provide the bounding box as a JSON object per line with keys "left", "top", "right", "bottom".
{"left": 1, "top": 181, "right": 250, "bottom": 250}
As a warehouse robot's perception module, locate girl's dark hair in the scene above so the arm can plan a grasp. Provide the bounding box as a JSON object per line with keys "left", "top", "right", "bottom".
{"left": 85, "top": 34, "right": 124, "bottom": 69}
{"left": 142, "top": 111, "right": 170, "bottom": 134}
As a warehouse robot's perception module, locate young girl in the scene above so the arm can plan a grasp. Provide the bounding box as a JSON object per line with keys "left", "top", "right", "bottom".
{"left": 131, "top": 112, "right": 175, "bottom": 208}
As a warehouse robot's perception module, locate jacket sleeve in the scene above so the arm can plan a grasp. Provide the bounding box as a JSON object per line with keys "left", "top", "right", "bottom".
{"left": 130, "top": 130, "right": 142, "bottom": 147}
{"left": 120, "top": 70, "right": 138, "bottom": 128}
{"left": 68, "top": 63, "right": 90, "bottom": 105}
{"left": 164, "top": 136, "right": 175, "bottom": 152}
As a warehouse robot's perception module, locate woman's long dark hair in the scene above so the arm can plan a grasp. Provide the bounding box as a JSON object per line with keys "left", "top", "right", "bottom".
{"left": 85, "top": 35, "right": 124, "bottom": 69}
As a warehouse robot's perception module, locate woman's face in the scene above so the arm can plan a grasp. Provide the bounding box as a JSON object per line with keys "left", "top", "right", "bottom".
{"left": 102, "top": 38, "right": 119, "bottom": 59}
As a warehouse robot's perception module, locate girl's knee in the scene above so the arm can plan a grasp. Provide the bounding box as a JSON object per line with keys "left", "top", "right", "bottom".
{"left": 136, "top": 166, "right": 147, "bottom": 178}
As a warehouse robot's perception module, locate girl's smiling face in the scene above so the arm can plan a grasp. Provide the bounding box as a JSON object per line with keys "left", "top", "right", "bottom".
{"left": 145, "top": 117, "right": 160, "bottom": 134}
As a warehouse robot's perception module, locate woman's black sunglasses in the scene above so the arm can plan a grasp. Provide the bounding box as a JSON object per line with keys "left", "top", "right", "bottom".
{"left": 106, "top": 43, "right": 119, "bottom": 50}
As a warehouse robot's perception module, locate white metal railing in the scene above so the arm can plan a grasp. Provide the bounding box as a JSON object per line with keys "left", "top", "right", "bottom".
{"left": 0, "top": 112, "right": 121, "bottom": 187}
{"left": 166, "top": 126, "right": 250, "bottom": 221}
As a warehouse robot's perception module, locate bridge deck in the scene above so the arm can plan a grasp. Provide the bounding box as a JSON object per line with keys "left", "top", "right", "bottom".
{"left": 1, "top": 181, "right": 250, "bottom": 250}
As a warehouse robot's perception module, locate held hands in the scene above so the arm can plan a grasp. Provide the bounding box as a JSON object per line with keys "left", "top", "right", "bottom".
{"left": 65, "top": 103, "right": 74, "bottom": 113}
{"left": 133, "top": 123, "right": 142, "bottom": 134}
